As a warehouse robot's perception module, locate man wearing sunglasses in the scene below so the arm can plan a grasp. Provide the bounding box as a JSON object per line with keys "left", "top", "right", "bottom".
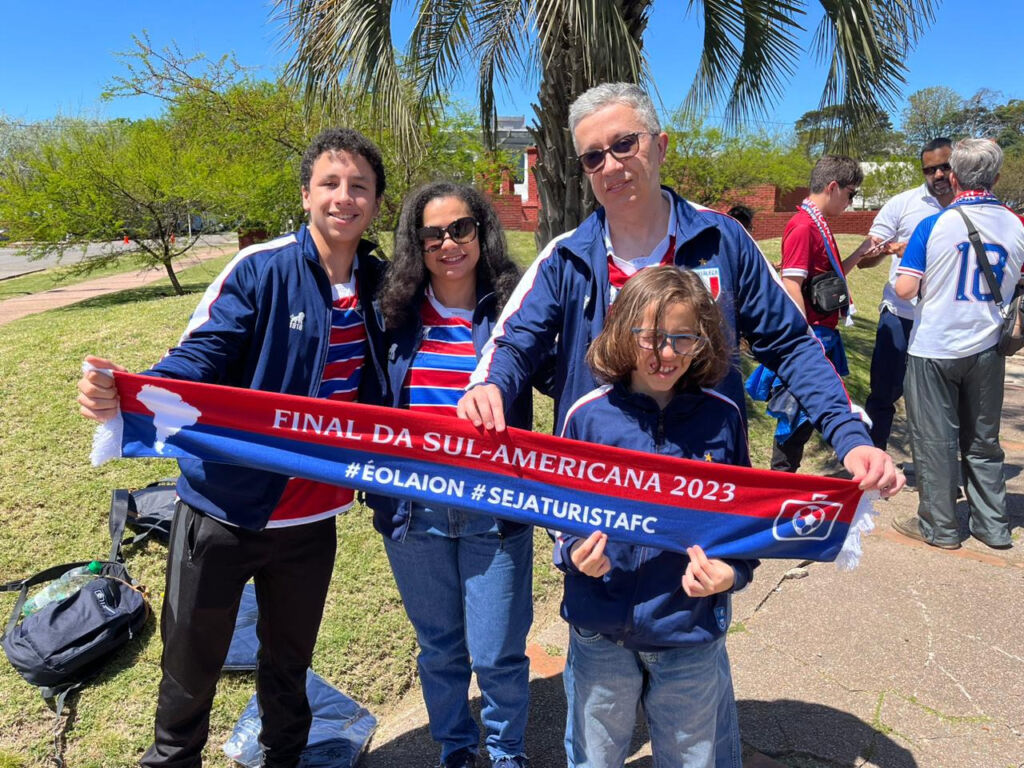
{"left": 772, "top": 155, "right": 863, "bottom": 473}
{"left": 846, "top": 138, "right": 954, "bottom": 450}
{"left": 459, "top": 82, "right": 901, "bottom": 497}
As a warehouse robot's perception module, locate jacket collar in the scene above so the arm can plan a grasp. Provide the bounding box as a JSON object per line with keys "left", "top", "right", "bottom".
{"left": 557, "top": 187, "right": 720, "bottom": 275}
{"left": 610, "top": 379, "right": 708, "bottom": 416}
{"left": 296, "top": 223, "right": 381, "bottom": 274}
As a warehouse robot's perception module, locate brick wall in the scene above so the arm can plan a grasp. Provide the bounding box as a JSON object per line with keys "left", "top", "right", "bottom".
{"left": 750, "top": 210, "right": 876, "bottom": 241}
{"left": 716, "top": 184, "right": 779, "bottom": 214}
{"left": 483, "top": 147, "right": 540, "bottom": 232}
{"left": 490, "top": 194, "right": 538, "bottom": 232}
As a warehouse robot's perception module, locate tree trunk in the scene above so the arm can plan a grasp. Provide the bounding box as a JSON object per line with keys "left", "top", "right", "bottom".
{"left": 529, "top": 33, "right": 592, "bottom": 249}
{"left": 163, "top": 256, "right": 184, "bottom": 295}
{"left": 529, "top": 1, "right": 652, "bottom": 249}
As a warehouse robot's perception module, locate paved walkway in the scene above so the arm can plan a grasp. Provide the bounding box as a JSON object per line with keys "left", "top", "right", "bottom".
{"left": 3, "top": 266, "right": 1020, "bottom": 767}
{"left": 0, "top": 244, "right": 232, "bottom": 327}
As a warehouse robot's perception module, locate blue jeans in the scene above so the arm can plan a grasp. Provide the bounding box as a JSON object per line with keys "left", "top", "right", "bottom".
{"left": 383, "top": 506, "right": 533, "bottom": 763}
{"left": 565, "top": 628, "right": 740, "bottom": 768}
{"left": 865, "top": 309, "right": 914, "bottom": 449}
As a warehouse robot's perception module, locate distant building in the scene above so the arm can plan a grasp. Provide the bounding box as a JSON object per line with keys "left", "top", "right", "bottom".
{"left": 494, "top": 116, "right": 533, "bottom": 203}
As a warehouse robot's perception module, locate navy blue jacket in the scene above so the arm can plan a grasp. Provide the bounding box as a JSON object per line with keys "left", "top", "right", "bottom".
{"left": 369, "top": 289, "right": 533, "bottom": 540}
{"left": 148, "top": 225, "right": 387, "bottom": 529}
{"left": 554, "top": 382, "right": 758, "bottom": 651}
{"left": 472, "top": 188, "right": 870, "bottom": 459}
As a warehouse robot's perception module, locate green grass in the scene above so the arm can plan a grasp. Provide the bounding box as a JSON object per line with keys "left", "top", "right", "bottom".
{"left": 0, "top": 230, "right": 884, "bottom": 765}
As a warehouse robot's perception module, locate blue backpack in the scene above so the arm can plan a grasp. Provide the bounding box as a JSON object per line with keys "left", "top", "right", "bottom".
{"left": 0, "top": 490, "right": 151, "bottom": 766}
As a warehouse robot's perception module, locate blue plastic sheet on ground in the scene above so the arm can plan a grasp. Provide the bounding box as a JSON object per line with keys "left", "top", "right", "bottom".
{"left": 222, "top": 582, "right": 258, "bottom": 671}
{"left": 223, "top": 669, "right": 377, "bottom": 767}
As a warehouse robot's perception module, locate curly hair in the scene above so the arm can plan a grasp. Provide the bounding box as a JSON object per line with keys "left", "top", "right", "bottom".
{"left": 300, "top": 128, "right": 386, "bottom": 199}
{"left": 586, "top": 266, "right": 732, "bottom": 391}
{"left": 378, "top": 181, "right": 522, "bottom": 329}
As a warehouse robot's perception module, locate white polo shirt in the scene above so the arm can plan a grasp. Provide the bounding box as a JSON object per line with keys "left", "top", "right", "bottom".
{"left": 869, "top": 184, "right": 946, "bottom": 319}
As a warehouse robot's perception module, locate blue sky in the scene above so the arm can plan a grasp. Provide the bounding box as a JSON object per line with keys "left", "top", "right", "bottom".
{"left": 2, "top": 1, "right": 1021, "bottom": 133}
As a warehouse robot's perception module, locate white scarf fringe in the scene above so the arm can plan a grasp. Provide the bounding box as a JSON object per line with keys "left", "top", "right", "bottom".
{"left": 834, "top": 490, "right": 879, "bottom": 570}
{"left": 82, "top": 361, "right": 124, "bottom": 466}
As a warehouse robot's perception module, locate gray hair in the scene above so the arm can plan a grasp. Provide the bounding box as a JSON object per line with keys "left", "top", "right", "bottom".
{"left": 568, "top": 83, "right": 661, "bottom": 151}
{"left": 950, "top": 138, "right": 1003, "bottom": 191}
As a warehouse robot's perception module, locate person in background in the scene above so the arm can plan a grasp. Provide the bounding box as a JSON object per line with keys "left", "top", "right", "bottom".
{"left": 727, "top": 204, "right": 754, "bottom": 234}
{"left": 368, "top": 181, "right": 534, "bottom": 768}
{"left": 772, "top": 155, "right": 863, "bottom": 473}
{"left": 555, "top": 266, "right": 754, "bottom": 768}
{"left": 846, "top": 138, "right": 955, "bottom": 449}
{"left": 76, "top": 128, "right": 389, "bottom": 768}
{"left": 892, "top": 138, "right": 1024, "bottom": 551}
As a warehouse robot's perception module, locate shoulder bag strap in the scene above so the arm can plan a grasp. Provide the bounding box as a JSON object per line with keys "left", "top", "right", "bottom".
{"left": 108, "top": 489, "right": 131, "bottom": 563}
{"left": 955, "top": 207, "right": 1006, "bottom": 307}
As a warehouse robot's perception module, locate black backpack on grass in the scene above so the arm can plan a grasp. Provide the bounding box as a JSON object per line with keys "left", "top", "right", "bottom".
{"left": 0, "top": 490, "right": 151, "bottom": 765}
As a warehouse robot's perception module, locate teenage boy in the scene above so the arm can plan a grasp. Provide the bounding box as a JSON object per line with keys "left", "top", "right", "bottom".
{"left": 76, "top": 128, "right": 388, "bottom": 768}
{"left": 773, "top": 155, "right": 863, "bottom": 473}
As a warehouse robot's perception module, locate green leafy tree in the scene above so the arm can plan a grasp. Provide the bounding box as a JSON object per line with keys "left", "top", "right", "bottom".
{"left": 901, "top": 86, "right": 963, "bottom": 146}
{"left": 0, "top": 117, "right": 212, "bottom": 294}
{"left": 795, "top": 104, "right": 907, "bottom": 159}
{"left": 860, "top": 158, "right": 919, "bottom": 206}
{"left": 105, "top": 34, "right": 516, "bottom": 236}
{"left": 991, "top": 100, "right": 1024, "bottom": 155}
{"left": 105, "top": 34, "right": 318, "bottom": 237}
{"left": 275, "top": 0, "right": 939, "bottom": 246}
{"left": 995, "top": 153, "right": 1024, "bottom": 212}
{"left": 661, "top": 112, "right": 810, "bottom": 206}
{"left": 944, "top": 92, "right": 1024, "bottom": 155}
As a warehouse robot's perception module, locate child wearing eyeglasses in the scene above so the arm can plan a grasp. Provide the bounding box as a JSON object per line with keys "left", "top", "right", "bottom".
{"left": 554, "top": 265, "right": 757, "bottom": 768}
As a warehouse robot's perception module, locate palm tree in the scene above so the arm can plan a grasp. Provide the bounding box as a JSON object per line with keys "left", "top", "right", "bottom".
{"left": 274, "top": 0, "right": 938, "bottom": 245}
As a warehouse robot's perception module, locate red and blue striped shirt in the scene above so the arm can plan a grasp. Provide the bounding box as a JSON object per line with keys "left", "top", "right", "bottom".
{"left": 269, "top": 271, "right": 367, "bottom": 527}
{"left": 402, "top": 292, "right": 476, "bottom": 418}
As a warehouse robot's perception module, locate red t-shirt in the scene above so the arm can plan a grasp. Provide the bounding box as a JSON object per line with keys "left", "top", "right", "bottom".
{"left": 780, "top": 208, "right": 841, "bottom": 329}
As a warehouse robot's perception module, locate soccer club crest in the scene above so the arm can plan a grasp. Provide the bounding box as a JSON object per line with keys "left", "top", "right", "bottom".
{"left": 772, "top": 493, "right": 843, "bottom": 541}
{"left": 692, "top": 267, "right": 721, "bottom": 300}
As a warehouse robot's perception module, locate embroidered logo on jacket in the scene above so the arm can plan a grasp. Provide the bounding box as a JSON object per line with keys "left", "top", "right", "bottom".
{"left": 692, "top": 267, "right": 721, "bottom": 300}
{"left": 289, "top": 312, "right": 305, "bottom": 331}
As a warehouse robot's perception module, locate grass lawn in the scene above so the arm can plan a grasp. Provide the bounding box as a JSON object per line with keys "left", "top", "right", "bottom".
{"left": 0, "top": 231, "right": 886, "bottom": 766}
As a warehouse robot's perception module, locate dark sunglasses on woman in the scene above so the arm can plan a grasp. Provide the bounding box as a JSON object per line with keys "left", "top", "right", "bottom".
{"left": 417, "top": 216, "right": 478, "bottom": 254}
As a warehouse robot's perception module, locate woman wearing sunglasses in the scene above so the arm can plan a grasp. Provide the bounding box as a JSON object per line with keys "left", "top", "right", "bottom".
{"left": 369, "top": 181, "right": 535, "bottom": 768}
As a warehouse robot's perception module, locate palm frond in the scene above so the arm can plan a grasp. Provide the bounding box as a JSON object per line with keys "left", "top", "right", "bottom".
{"left": 470, "top": 0, "right": 532, "bottom": 147}
{"left": 533, "top": 0, "right": 647, "bottom": 86}
{"left": 685, "top": 0, "right": 804, "bottom": 124}
{"left": 812, "top": 0, "right": 939, "bottom": 145}
{"left": 273, "top": 0, "right": 422, "bottom": 153}
{"left": 723, "top": 1, "right": 804, "bottom": 123}
{"left": 409, "top": 0, "right": 475, "bottom": 108}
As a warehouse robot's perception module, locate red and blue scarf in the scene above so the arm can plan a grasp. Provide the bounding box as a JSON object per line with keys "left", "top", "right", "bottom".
{"left": 90, "top": 371, "right": 877, "bottom": 568}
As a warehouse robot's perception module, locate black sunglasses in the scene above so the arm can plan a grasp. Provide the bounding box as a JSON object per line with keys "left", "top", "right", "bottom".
{"left": 922, "top": 162, "right": 951, "bottom": 176}
{"left": 577, "top": 132, "right": 655, "bottom": 174}
{"left": 417, "top": 216, "right": 478, "bottom": 254}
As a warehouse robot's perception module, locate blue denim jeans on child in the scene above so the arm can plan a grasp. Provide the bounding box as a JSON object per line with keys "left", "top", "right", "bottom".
{"left": 383, "top": 505, "right": 533, "bottom": 764}
{"left": 565, "top": 628, "right": 740, "bottom": 768}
